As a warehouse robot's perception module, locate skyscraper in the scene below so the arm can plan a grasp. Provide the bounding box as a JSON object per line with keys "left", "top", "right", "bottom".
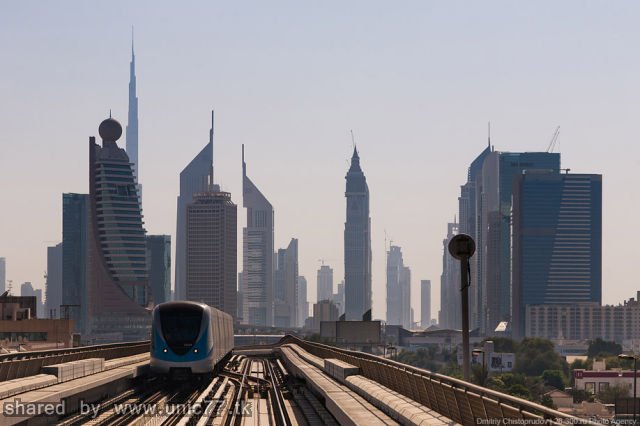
{"left": 0, "top": 257, "right": 5, "bottom": 294}
{"left": 512, "top": 172, "right": 602, "bottom": 340}
{"left": 312, "top": 300, "right": 339, "bottom": 332}
{"left": 46, "top": 243, "right": 63, "bottom": 318}
{"left": 274, "top": 238, "right": 298, "bottom": 327}
{"left": 344, "top": 148, "right": 372, "bottom": 321}
{"left": 242, "top": 145, "right": 274, "bottom": 326}
{"left": 87, "top": 117, "right": 151, "bottom": 342}
{"left": 458, "top": 143, "right": 492, "bottom": 331}
{"left": 126, "top": 33, "right": 139, "bottom": 192}
{"left": 146, "top": 235, "right": 172, "bottom": 305}
{"left": 421, "top": 279, "right": 431, "bottom": 328}
{"left": 480, "top": 151, "right": 560, "bottom": 334}
{"left": 175, "top": 112, "right": 214, "bottom": 301}
{"left": 237, "top": 272, "right": 244, "bottom": 321}
{"left": 333, "top": 280, "right": 345, "bottom": 316}
{"left": 386, "top": 246, "right": 411, "bottom": 329}
{"left": 317, "top": 265, "right": 333, "bottom": 303}
{"left": 62, "top": 193, "right": 89, "bottom": 333}
{"left": 186, "top": 188, "right": 237, "bottom": 317}
{"left": 439, "top": 221, "right": 460, "bottom": 329}
{"left": 297, "top": 276, "right": 308, "bottom": 328}
{"left": 457, "top": 141, "right": 561, "bottom": 335}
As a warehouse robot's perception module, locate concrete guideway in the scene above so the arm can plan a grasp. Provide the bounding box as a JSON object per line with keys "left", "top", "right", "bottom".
{"left": 279, "top": 345, "right": 401, "bottom": 425}
{"left": 0, "top": 353, "right": 149, "bottom": 426}
{"left": 0, "top": 341, "right": 150, "bottom": 382}
{"left": 281, "top": 336, "right": 599, "bottom": 426}
{"left": 0, "top": 337, "right": 604, "bottom": 426}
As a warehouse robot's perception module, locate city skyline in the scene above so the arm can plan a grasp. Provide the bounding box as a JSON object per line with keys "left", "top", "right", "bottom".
{"left": 4, "top": 2, "right": 638, "bottom": 324}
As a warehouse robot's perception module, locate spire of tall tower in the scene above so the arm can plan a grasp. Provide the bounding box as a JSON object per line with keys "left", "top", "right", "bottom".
{"left": 126, "top": 28, "right": 139, "bottom": 189}
{"left": 242, "top": 144, "right": 246, "bottom": 177}
{"left": 210, "top": 110, "right": 215, "bottom": 184}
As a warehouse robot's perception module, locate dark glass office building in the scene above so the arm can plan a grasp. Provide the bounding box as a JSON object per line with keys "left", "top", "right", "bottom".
{"left": 512, "top": 171, "right": 602, "bottom": 339}
{"left": 146, "top": 235, "right": 171, "bottom": 305}
{"left": 62, "top": 193, "right": 89, "bottom": 333}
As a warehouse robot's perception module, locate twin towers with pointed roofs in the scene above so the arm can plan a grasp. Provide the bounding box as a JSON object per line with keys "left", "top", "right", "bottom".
{"left": 173, "top": 113, "right": 373, "bottom": 326}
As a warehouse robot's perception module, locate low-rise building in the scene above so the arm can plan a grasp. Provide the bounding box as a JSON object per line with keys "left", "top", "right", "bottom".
{"left": 526, "top": 292, "right": 640, "bottom": 342}
{"left": 574, "top": 360, "right": 635, "bottom": 396}
{"left": 0, "top": 292, "right": 74, "bottom": 349}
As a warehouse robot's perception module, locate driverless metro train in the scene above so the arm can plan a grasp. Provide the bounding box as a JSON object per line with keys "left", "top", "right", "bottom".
{"left": 150, "top": 301, "right": 234, "bottom": 375}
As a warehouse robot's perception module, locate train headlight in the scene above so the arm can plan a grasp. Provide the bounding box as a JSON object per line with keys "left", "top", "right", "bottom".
{"left": 194, "top": 348, "right": 199, "bottom": 353}
{"left": 163, "top": 348, "right": 168, "bottom": 353}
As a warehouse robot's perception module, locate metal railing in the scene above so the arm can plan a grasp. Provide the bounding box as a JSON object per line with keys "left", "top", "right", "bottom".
{"left": 280, "top": 335, "right": 595, "bottom": 426}
{"left": 0, "top": 340, "right": 150, "bottom": 381}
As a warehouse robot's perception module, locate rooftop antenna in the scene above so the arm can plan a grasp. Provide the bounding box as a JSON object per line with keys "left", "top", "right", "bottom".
{"left": 109, "top": 109, "right": 112, "bottom": 118}
{"left": 488, "top": 122, "right": 491, "bottom": 150}
{"left": 350, "top": 129, "right": 356, "bottom": 149}
{"left": 546, "top": 126, "right": 560, "bottom": 153}
{"left": 210, "top": 110, "right": 215, "bottom": 185}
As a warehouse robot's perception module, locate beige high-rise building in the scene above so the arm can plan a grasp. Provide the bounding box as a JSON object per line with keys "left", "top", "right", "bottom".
{"left": 312, "top": 300, "right": 339, "bottom": 332}
{"left": 186, "top": 189, "right": 237, "bottom": 318}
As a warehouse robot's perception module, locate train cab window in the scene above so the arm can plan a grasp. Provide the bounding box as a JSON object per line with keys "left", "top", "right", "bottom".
{"left": 159, "top": 304, "right": 203, "bottom": 355}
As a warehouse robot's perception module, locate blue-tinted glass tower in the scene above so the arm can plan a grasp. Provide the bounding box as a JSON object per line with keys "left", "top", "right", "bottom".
{"left": 512, "top": 172, "right": 602, "bottom": 339}
{"left": 62, "top": 193, "right": 89, "bottom": 333}
{"left": 480, "top": 151, "right": 560, "bottom": 334}
{"left": 146, "top": 235, "right": 171, "bottom": 305}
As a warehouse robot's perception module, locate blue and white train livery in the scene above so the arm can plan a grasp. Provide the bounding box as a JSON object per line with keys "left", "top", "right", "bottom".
{"left": 150, "top": 301, "right": 234, "bottom": 375}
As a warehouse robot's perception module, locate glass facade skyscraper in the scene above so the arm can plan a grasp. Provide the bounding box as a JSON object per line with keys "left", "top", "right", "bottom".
{"left": 344, "top": 148, "right": 372, "bottom": 321}
{"left": 62, "top": 193, "right": 89, "bottom": 333}
{"left": 146, "top": 235, "right": 171, "bottom": 305}
{"left": 512, "top": 172, "right": 602, "bottom": 339}
{"left": 386, "top": 245, "right": 411, "bottom": 329}
{"left": 242, "top": 145, "right": 274, "bottom": 326}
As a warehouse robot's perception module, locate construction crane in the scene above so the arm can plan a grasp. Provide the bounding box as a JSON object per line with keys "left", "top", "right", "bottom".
{"left": 546, "top": 126, "right": 560, "bottom": 153}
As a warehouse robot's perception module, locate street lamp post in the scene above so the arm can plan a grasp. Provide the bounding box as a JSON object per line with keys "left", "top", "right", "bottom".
{"left": 448, "top": 234, "right": 476, "bottom": 381}
{"left": 619, "top": 354, "right": 638, "bottom": 425}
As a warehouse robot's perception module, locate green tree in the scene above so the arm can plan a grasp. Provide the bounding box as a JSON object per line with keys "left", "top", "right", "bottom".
{"left": 597, "top": 384, "right": 629, "bottom": 404}
{"left": 515, "top": 338, "right": 566, "bottom": 377}
{"left": 540, "top": 393, "right": 556, "bottom": 409}
{"left": 508, "top": 383, "right": 532, "bottom": 399}
{"left": 567, "top": 388, "right": 594, "bottom": 403}
{"left": 541, "top": 370, "right": 565, "bottom": 390}
{"left": 587, "top": 338, "right": 622, "bottom": 358}
{"left": 472, "top": 364, "right": 489, "bottom": 386}
{"left": 569, "top": 358, "right": 592, "bottom": 371}
{"left": 483, "top": 337, "right": 518, "bottom": 353}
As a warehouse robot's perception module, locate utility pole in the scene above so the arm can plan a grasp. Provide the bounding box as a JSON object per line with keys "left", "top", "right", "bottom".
{"left": 448, "top": 234, "right": 476, "bottom": 381}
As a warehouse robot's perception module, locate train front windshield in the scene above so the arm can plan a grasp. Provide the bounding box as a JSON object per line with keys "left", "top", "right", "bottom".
{"left": 159, "top": 304, "right": 203, "bottom": 355}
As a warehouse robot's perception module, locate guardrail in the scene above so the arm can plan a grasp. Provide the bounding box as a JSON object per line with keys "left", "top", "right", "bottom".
{"left": 0, "top": 341, "right": 150, "bottom": 381}
{"left": 280, "top": 335, "right": 595, "bottom": 426}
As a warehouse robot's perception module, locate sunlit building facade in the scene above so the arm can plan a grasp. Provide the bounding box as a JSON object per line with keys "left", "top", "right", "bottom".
{"left": 86, "top": 117, "right": 151, "bottom": 342}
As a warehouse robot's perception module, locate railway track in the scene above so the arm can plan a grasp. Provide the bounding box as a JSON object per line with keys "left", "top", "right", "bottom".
{"left": 57, "top": 354, "right": 316, "bottom": 425}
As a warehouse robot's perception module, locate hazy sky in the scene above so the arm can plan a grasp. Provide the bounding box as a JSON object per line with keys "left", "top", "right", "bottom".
{"left": 2, "top": 1, "right": 639, "bottom": 323}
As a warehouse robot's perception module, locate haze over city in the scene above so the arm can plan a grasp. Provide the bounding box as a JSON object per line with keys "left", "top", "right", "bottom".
{"left": 3, "top": 0, "right": 640, "bottom": 323}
